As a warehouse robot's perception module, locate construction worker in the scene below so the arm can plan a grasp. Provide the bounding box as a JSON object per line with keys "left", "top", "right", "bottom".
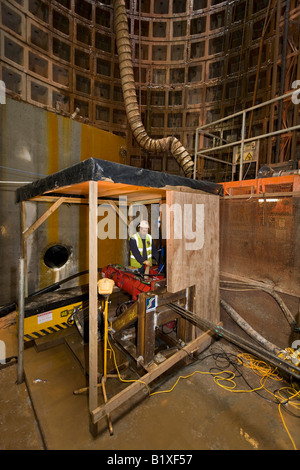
{"left": 129, "top": 220, "right": 159, "bottom": 274}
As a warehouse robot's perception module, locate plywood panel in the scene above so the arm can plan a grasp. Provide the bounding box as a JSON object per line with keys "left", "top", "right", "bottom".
{"left": 166, "top": 191, "right": 219, "bottom": 323}
{"left": 220, "top": 196, "right": 300, "bottom": 297}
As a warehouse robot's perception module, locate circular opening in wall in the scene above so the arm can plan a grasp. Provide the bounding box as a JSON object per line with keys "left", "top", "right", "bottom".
{"left": 44, "top": 244, "right": 70, "bottom": 269}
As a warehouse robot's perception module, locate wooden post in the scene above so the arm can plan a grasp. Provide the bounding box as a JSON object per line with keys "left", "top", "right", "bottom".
{"left": 137, "top": 293, "right": 156, "bottom": 366}
{"left": 88, "top": 181, "right": 98, "bottom": 434}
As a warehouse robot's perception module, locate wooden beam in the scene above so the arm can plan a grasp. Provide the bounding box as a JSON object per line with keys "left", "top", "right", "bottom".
{"left": 129, "top": 198, "right": 164, "bottom": 206}
{"left": 156, "top": 289, "right": 186, "bottom": 307}
{"left": 31, "top": 195, "right": 89, "bottom": 204}
{"left": 91, "top": 329, "right": 214, "bottom": 424}
{"left": 126, "top": 192, "right": 165, "bottom": 203}
{"left": 30, "top": 195, "right": 164, "bottom": 206}
{"left": 23, "top": 197, "right": 65, "bottom": 240}
{"left": 111, "top": 300, "right": 138, "bottom": 333}
{"left": 107, "top": 200, "right": 130, "bottom": 227}
{"left": 98, "top": 187, "right": 144, "bottom": 198}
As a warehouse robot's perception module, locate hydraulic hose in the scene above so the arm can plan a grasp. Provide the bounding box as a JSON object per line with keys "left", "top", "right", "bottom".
{"left": 220, "top": 280, "right": 298, "bottom": 331}
{"left": 0, "top": 269, "right": 95, "bottom": 319}
{"left": 113, "top": 0, "right": 194, "bottom": 178}
{"left": 167, "top": 302, "right": 300, "bottom": 380}
{"left": 220, "top": 298, "right": 281, "bottom": 355}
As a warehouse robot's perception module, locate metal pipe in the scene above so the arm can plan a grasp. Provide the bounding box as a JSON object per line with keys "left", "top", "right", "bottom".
{"left": 197, "top": 90, "right": 296, "bottom": 131}
{"left": 198, "top": 130, "right": 228, "bottom": 144}
{"left": 113, "top": 0, "right": 194, "bottom": 178}
{"left": 197, "top": 153, "right": 233, "bottom": 166}
{"left": 197, "top": 124, "right": 300, "bottom": 155}
{"left": 17, "top": 258, "right": 25, "bottom": 384}
{"left": 193, "top": 132, "right": 229, "bottom": 179}
{"left": 194, "top": 91, "right": 298, "bottom": 170}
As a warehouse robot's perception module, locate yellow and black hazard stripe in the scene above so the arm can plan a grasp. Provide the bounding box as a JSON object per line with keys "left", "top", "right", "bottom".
{"left": 22, "top": 301, "right": 83, "bottom": 342}
{"left": 24, "top": 322, "right": 71, "bottom": 342}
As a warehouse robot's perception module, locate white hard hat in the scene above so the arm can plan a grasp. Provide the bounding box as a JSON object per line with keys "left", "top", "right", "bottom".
{"left": 139, "top": 220, "right": 149, "bottom": 229}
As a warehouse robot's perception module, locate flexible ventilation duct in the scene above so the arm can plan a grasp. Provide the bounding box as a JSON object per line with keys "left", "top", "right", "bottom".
{"left": 113, "top": 0, "right": 194, "bottom": 178}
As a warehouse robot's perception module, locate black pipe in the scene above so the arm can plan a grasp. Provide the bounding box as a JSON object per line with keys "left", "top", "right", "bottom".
{"left": 27, "top": 282, "right": 61, "bottom": 298}
{"left": 0, "top": 303, "right": 17, "bottom": 318}
{"left": 167, "top": 302, "right": 300, "bottom": 380}
{"left": 0, "top": 269, "right": 91, "bottom": 318}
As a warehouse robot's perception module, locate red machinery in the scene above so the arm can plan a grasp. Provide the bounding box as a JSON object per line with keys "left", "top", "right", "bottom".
{"left": 101, "top": 264, "right": 165, "bottom": 301}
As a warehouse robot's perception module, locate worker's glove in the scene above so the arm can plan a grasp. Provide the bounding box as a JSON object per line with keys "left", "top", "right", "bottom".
{"left": 143, "top": 260, "right": 151, "bottom": 267}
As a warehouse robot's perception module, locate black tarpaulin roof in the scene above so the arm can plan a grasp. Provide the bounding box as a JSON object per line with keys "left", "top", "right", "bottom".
{"left": 16, "top": 157, "right": 223, "bottom": 202}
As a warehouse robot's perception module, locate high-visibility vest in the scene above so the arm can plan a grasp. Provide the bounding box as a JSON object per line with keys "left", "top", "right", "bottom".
{"left": 130, "top": 233, "right": 152, "bottom": 268}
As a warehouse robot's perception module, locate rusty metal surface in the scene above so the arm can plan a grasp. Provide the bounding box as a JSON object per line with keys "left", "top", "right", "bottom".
{"left": 220, "top": 196, "right": 300, "bottom": 297}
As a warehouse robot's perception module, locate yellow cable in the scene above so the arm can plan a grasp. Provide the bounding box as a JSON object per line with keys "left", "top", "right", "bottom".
{"left": 237, "top": 353, "right": 299, "bottom": 450}
{"left": 149, "top": 369, "right": 235, "bottom": 397}
{"left": 107, "top": 339, "right": 299, "bottom": 450}
{"left": 107, "top": 337, "right": 151, "bottom": 394}
{"left": 107, "top": 337, "right": 235, "bottom": 396}
{"left": 278, "top": 402, "right": 297, "bottom": 451}
{"left": 103, "top": 298, "right": 109, "bottom": 377}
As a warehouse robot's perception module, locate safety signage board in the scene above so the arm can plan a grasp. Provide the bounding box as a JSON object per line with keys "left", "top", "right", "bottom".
{"left": 146, "top": 296, "right": 157, "bottom": 312}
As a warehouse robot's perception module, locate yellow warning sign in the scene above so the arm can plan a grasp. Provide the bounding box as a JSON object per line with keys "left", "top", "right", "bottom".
{"left": 234, "top": 141, "right": 259, "bottom": 164}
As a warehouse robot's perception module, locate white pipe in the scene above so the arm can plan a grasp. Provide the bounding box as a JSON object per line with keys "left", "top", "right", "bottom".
{"left": 197, "top": 90, "right": 296, "bottom": 131}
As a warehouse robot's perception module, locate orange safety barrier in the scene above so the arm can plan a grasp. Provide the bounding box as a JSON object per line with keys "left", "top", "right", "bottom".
{"left": 221, "top": 175, "right": 300, "bottom": 196}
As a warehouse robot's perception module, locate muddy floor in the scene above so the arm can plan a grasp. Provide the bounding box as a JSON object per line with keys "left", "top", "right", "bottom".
{"left": 1, "top": 329, "right": 300, "bottom": 451}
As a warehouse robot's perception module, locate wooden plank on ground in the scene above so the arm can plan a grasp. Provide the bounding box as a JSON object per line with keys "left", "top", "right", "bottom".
{"left": 91, "top": 329, "right": 214, "bottom": 424}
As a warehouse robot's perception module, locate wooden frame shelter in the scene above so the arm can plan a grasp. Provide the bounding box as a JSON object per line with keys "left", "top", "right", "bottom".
{"left": 16, "top": 158, "right": 222, "bottom": 434}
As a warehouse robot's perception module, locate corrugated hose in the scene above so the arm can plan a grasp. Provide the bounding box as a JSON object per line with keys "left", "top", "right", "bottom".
{"left": 113, "top": 0, "right": 195, "bottom": 178}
